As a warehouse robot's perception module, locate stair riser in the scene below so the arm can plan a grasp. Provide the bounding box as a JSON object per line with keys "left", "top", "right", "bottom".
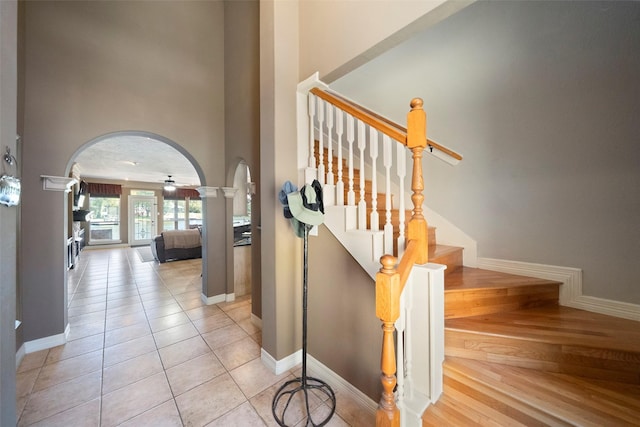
{"left": 445, "top": 284, "right": 559, "bottom": 319}
{"left": 445, "top": 330, "right": 640, "bottom": 384}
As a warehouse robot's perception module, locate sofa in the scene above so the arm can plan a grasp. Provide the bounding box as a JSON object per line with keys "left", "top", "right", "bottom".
{"left": 150, "top": 228, "right": 202, "bottom": 263}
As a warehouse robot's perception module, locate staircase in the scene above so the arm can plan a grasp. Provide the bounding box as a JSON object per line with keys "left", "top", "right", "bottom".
{"left": 316, "top": 143, "right": 640, "bottom": 427}
{"left": 422, "top": 226, "right": 640, "bottom": 426}
{"left": 302, "top": 83, "right": 640, "bottom": 426}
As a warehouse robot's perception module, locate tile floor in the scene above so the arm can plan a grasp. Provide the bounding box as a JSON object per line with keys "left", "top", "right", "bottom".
{"left": 16, "top": 247, "right": 374, "bottom": 426}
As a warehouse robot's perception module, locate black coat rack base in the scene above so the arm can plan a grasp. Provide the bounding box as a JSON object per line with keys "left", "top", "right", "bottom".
{"left": 271, "top": 224, "right": 336, "bottom": 426}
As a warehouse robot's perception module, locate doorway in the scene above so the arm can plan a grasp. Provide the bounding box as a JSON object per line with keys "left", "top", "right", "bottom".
{"left": 128, "top": 194, "right": 157, "bottom": 246}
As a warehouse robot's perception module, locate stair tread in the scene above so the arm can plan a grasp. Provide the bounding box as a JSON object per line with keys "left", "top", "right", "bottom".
{"left": 444, "top": 357, "right": 640, "bottom": 426}
{"left": 445, "top": 267, "right": 561, "bottom": 291}
{"left": 446, "top": 305, "right": 640, "bottom": 354}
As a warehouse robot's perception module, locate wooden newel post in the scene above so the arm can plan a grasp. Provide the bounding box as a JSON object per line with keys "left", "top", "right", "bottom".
{"left": 406, "top": 98, "right": 428, "bottom": 264}
{"left": 376, "top": 254, "right": 401, "bottom": 427}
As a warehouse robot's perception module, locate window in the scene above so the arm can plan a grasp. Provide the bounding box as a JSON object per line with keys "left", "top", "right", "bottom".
{"left": 163, "top": 199, "right": 186, "bottom": 231}
{"left": 89, "top": 196, "right": 121, "bottom": 243}
{"left": 163, "top": 198, "right": 202, "bottom": 230}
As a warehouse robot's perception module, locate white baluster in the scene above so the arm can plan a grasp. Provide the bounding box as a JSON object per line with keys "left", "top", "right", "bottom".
{"left": 335, "top": 109, "right": 344, "bottom": 206}
{"left": 383, "top": 135, "right": 393, "bottom": 255}
{"left": 317, "top": 97, "right": 325, "bottom": 185}
{"left": 397, "top": 144, "right": 407, "bottom": 257}
{"left": 346, "top": 115, "right": 355, "bottom": 206}
{"left": 369, "top": 128, "right": 379, "bottom": 231}
{"left": 308, "top": 94, "right": 316, "bottom": 169}
{"left": 395, "top": 290, "right": 407, "bottom": 416}
{"left": 405, "top": 278, "right": 414, "bottom": 402}
{"left": 357, "top": 120, "right": 367, "bottom": 231}
{"left": 323, "top": 104, "right": 336, "bottom": 206}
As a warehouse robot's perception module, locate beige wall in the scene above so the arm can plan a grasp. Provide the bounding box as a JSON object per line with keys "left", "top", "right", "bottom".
{"left": 298, "top": 0, "right": 467, "bottom": 82}
{"left": 20, "top": 0, "right": 226, "bottom": 342}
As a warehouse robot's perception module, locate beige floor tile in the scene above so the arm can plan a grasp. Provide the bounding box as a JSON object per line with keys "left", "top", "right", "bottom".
{"left": 68, "top": 301, "right": 107, "bottom": 318}
{"left": 45, "top": 333, "right": 104, "bottom": 364}
{"left": 192, "top": 311, "right": 235, "bottom": 334}
{"left": 213, "top": 336, "right": 261, "bottom": 371}
{"left": 297, "top": 403, "right": 347, "bottom": 427}
{"left": 106, "top": 302, "right": 144, "bottom": 318}
{"left": 33, "top": 349, "right": 103, "bottom": 392}
{"left": 148, "top": 311, "right": 190, "bottom": 333}
{"left": 66, "top": 320, "right": 105, "bottom": 342}
{"left": 201, "top": 323, "right": 248, "bottom": 350}
{"left": 230, "top": 357, "right": 291, "bottom": 399}
{"left": 250, "top": 376, "right": 306, "bottom": 427}
{"left": 142, "top": 295, "right": 177, "bottom": 310}
{"left": 237, "top": 317, "right": 261, "bottom": 335}
{"left": 225, "top": 304, "right": 251, "bottom": 323}
{"left": 118, "top": 399, "right": 183, "bottom": 427}
{"left": 207, "top": 401, "right": 267, "bottom": 426}
{"left": 101, "top": 372, "right": 173, "bottom": 427}
{"left": 104, "top": 321, "right": 151, "bottom": 348}
{"left": 217, "top": 295, "right": 251, "bottom": 312}
{"left": 102, "top": 351, "right": 164, "bottom": 394}
{"left": 165, "top": 352, "right": 225, "bottom": 396}
{"left": 175, "top": 373, "right": 246, "bottom": 427}
{"left": 184, "top": 304, "right": 223, "bottom": 321}
{"left": 17, "top": 349, "right": 49, "bottom": 373}
{"left": 68, "top": 311, "right": 106, "bottom": 327}
{"left": 103, "top": 335, "right": 157, "bottom": 367}
{"left": 105, "top": 310, "right": 148, "bottom": 331}
{"left": 250, "top": 331, "right": 263, "bottom": 346}
{"left": 16, "top": 367, "right": 40, "bottom": 404}
{"left": 68, "top": 294, "right": 106, "bottom": 308}
{"left": 145, "top": 302, "right": 184, "bottom": 320}
{"left": 19, "top": 370, "right": 101, "bottom": 426}
{"left": 28, "top": 398, "right": 101, "bottom": 427}
{"left": 153, "top": 322, "right": 199, "bottom": 349}
{"left": 158, "top": 335, "right": 211, "bottom": 369}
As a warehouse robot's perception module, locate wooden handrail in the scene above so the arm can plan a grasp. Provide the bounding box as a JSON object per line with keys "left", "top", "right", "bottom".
{"left": 310, "top": 87, "right": 462, "bottom": 161}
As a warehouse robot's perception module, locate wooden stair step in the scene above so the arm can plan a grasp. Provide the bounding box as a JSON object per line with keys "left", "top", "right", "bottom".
{"left": 436, "top": 357, "right": 640, "bottom": 427}
{"left": 429, "top": 244, "right": 463, "bottom": 276}
{"left": 445, "top": 305, "right": 640, "bottom": 384}
{"left": 444, "top": 267, "right": 560, "bottom": 319}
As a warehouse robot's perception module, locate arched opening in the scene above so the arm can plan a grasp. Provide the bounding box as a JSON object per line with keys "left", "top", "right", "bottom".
{"left": 65, "top": 130, "right": 206, "bottom": 284}
{"left": 231, "top": 161, "right": 253, "bottom": 299}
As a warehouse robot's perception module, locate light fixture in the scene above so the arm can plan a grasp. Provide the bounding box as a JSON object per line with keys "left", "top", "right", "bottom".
{"left": 164, "top": 175, "right": 176, "bottom": 192}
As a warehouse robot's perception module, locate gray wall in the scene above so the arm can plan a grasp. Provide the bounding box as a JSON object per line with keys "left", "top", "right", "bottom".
{"left": 21, "top": 0, "right": 227, "bottom": 342}
{"left": 333, "top": 1, "right": 640, "bottom": 304}
{"left": 308, "top": 226, "right": 381, "bottom": 400}
{"left": 223, "top": 0, "right": 261, "bottom": 317}
{"left": 0, "top": 1, "right": 18, "bottom": 423}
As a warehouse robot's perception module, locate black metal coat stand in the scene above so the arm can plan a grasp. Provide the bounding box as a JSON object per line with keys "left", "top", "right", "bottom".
{"left": 272, "top": 224, "right": 336, "bottom": 426}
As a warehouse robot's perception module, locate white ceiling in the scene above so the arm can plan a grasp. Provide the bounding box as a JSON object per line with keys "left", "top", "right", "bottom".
{"left": 73, "top": 134, "right": 201, "bottom": 187}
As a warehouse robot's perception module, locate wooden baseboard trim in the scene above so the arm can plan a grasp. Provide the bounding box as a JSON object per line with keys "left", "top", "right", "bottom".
{"left": 477, "top": 257, "right": 640, "bottom": 321}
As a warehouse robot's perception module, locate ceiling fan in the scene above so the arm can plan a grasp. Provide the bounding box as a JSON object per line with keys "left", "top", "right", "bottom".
{"left": 163, "top": 175, "right": 177, "bottom": 192}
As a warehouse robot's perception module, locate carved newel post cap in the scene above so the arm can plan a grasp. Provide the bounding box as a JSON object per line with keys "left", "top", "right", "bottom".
{"left": 410, "top": 98, "right": 423, "bottom": 110}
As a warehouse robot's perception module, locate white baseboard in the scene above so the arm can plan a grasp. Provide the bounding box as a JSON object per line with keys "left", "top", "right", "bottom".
{"left": 201, "top": 293, "right": 226, "bottom": 305}
{"left": 225, "top": 293, "right": 235, "bottom": 302}
{"left": 261, "top": 348, "right": 302, "bottom": 375}
{"left": 307, "top": 355, "right": 378, "bottom": 418}
{"left": 23, "top": 323, "right": 70, "bottom": 354}
{"left": 477, "top": 257, "right": 640, "bottom": 322}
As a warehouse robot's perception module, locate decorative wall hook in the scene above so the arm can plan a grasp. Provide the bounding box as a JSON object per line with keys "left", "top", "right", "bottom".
{"left": 3, "top": 147, "right": 17, "bottom": 166}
